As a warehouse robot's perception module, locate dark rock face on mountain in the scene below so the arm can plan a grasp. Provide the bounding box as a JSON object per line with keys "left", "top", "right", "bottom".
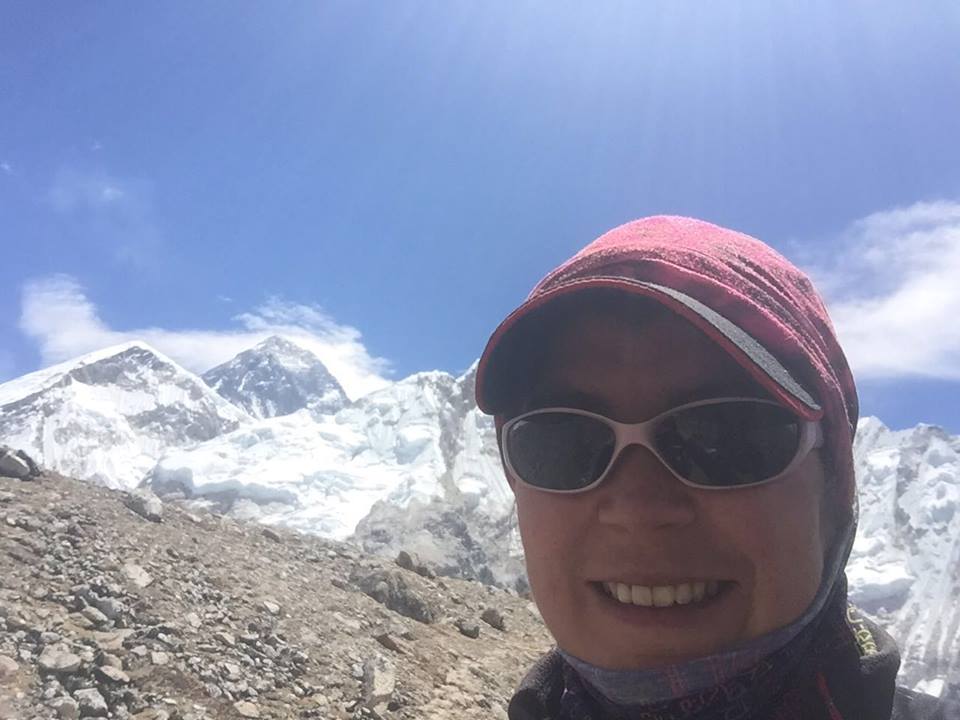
{"left": 202, "top": 336, "right": 349, "bottom": 419}
{"left": 0, "top": 470, "right": 552, "bottom": 720}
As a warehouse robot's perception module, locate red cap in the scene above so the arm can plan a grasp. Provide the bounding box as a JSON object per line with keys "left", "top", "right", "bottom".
{"left": 476, "top": 216, "right": 859, "bottom": 503}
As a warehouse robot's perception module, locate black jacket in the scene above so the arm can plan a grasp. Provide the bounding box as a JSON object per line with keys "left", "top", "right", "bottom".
{"left": 508, "top": 607, "right": 959, "bottom": 720}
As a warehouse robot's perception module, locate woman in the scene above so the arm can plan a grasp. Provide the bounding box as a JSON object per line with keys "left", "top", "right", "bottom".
{"left": 475, "top": 216, "right": 956, "bottom": 719}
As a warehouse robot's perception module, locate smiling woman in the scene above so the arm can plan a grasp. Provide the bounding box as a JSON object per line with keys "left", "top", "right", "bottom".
{"left": 475, "top": 216, "right": 957, "bottom": 720}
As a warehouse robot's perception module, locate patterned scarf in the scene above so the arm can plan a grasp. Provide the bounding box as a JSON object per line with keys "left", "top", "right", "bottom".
{"left": 557, "top": 578, "right": 860, "bottom": 720}
{"left": 509, "top": 579, "right": 903, "bottom": 720}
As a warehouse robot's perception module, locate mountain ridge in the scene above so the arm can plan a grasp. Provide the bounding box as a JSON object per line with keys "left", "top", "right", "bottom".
{"left": 202, "top": 336, "right": 348, "bottom": 419}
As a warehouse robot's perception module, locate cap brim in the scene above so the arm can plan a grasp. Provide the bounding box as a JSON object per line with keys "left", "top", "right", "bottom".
{"left": 475, "top": 277, "right": 822, "bottom": 419}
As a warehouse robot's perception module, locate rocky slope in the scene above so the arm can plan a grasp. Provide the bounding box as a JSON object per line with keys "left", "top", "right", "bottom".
{"left": 202, "top": 337, "right": 348, "bottom": 419}
{"left": 0, "top": 471, "right": 552, "bottom": 720}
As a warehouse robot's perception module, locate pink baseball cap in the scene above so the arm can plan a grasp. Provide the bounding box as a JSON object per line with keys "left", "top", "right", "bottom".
{"left": 476, "top": 216, "right": 859, "bottom": 502}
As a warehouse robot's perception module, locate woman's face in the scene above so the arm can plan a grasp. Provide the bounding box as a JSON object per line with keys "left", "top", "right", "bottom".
{"left": 507, "top": 308, "right": 828, "bottom": 669}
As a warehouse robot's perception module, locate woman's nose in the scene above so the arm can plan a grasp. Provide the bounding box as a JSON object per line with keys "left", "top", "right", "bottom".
{"left": 595, "top": 444, "right": 697, "bottom": 530}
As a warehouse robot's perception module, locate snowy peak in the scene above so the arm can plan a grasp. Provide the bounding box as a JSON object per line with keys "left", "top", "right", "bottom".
{"left": 0, "top": 341, "right": 249, "bottom": 490}
{"left": 202, "top": 335, "right": 348, "bottom": 419}
{"left": 849, "top": 416, "right": 960, "bottom": 695}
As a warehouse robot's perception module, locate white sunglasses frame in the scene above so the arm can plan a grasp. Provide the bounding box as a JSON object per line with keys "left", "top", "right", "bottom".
{"left": 500, "top": 396, "right": 824, "bottom": 494}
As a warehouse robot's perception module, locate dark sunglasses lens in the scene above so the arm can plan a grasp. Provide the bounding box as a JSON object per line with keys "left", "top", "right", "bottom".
{"left": 653, "top": 402, "right": 801, "bottom": 487}
{"left": 506, "top": 412, "right": 616, "bottom": 491}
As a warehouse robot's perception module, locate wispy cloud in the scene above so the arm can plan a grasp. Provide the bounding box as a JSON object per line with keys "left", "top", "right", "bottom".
{"left": 804, "top": 200, "right": 960, "bottom": 381}
{"left": 1, "top": 161, "right": 13, "bottom": 175}
{"left": 18, "top": 275, "right": 391, "bottom": 399}
{"left": 47, "top": 168, "right": 162, "bottom": 268}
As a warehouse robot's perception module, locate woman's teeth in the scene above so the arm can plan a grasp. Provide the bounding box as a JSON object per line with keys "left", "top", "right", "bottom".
{"left": 601, "top": 580, "right": 721, "bottom": 608}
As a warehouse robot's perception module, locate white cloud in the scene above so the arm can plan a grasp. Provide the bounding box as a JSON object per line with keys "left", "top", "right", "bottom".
{"left": 804, "top": 200, "right": 960, "bottom": 381}
{"left": 18, "top": 275, "right": 391, "bottom": 400}
{"left": 47, "top": 168, "right": 161, "bottom": 268}
{"left": 1, "top": 161, "right": 12, "bottom": 175}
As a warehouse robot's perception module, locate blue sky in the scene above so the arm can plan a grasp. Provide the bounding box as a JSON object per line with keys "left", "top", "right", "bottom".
{"left": 2, "top": 2, "right": 960, "bottom": 431}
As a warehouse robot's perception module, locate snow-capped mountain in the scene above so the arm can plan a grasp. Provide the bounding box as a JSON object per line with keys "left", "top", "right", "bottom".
{"left": 149, "top": 364, "right": 526, "bottom": 587}
{"left": 847, "top": 418, "right": 960, "bottom": 698}
{"left": 0, "top": 342, "right": 250, "bottom": 490}
{"left": 202, "top": 335, "right": 348, "bottom": 418}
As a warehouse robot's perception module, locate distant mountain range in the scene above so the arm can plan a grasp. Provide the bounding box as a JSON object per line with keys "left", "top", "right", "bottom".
{"left": 0, "top": 337, "right": 957, "bottom": 699}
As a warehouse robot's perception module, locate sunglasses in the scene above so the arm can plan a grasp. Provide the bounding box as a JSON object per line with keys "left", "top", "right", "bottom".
{"left": 500, "top": 397, "right": 823, "bottom": 493}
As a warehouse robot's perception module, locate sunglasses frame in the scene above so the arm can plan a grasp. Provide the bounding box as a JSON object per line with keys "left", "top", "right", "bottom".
{"left": 501, "top": 397, "right": 824, "bottom": 494}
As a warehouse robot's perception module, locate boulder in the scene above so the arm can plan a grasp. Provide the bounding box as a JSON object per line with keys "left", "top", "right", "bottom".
{"left": 38, "top": 646, "right": 83, "bottom": 674}
{"left": 94, "top": 665, "right": 129, "bottom": 684}
{"left": 352, "top": 569, "right": 437, "bottom": 624}
{"left": 0, "top": 654, "right": 18, "bottom": 679}
{"left": 0, "top": 449, "right": 30, "bottom": 479}
{"left": 261, "top": 527, "right": 282, "bottom": 543}
{"left": 455, "top": 618, "right": 480, "bottom": 639}
{"left": 15, "top": 449, "right": 42, "bottom": 476}
{"left": 49, "top": 696, "right": 80, "bottom": 720}
{"left": 361, "top": 654, "right": 396, "bottom": 712}
{"left": 481, "top": 607, "right": 507, "bottom": 631}
{"left": 233, "top": 700, "right": 260, "bottom": 718}
{"left": 123, "top": 489, "right": 163, "bottom": 523}
{"left": 73, "top": 688, "right": 108, "bottom": 717}
{"left": 122, "top": 562, "right": 154, "bottom": 589}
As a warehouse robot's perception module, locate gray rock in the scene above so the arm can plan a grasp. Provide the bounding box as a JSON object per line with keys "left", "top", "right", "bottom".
{"left": 91, "top": 597, "right": 125, "bottom": 621}
{"left": 0, "top": 449, "right": 30, "bottom": 479}
{"left": 481, "top": 607, "right": 507, "bottom": 631}
{"left": 262, "top": 600, "right": 281, "bottom": 616}
{"left": 233, "top": 700, "right": 260, "bottom": 718}
{"left": 374, "top": 633, "right": 402, "bottom": 653}
{"left": 395, "top": 550, "right": 417, "bottom": 572}
{"left": 98, "top": 653, "right": 123, "bottom": 669}
{"left": 123, "top": 489, "right": 163, "bottom": 523}
{"left": 361, "top": 654, "right": 396, "bottom": 712}
{"left": 94, "top": 630, "right": 134, "bottom": 652}
{"left": 15, "top": 448, "right": 42, "bottom": 476}
{"left": 395, "top": 550, "right": 436, "bottom": 579}
{"left": 0, "top": 654, "right": 18, "bottom": 678}
{"left": 455, "top": 618, "right": 480, "bottom": 639}
{"left": 73, "top": 687, "right": 108, "bottom": 717}
{"left": 38, "top": 646, "right": 83, "bottom": 674}
{"left": 82, "top": 606, "right": 110, "bottom": 627}
{"left": 130, "top": 710, "right": 170, "bottom": 720}
{"left": 261, "top": 527, "right": 282, "bottom": 543}
{"left": 150, "top": 651, "right": 170, "bottom": 666}
{"left": 94, "top": 664, "right": 130, "bottom": 684}
{"left": 122, "top": 562, "right": 154, "bottom": 589}
{"left": 50, "top": 696, "right": 80, "bottom": 720}
{"left": 352, "top": 569, "right": 437, "bottom": 624}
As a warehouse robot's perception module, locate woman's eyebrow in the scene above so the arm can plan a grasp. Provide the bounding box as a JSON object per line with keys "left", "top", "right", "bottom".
{"left": 664, "top": 382, "right": 761, "bottom": 407}
{"left": 523, "top": 388, "right": 614, "bottom": 414}
{"left": 524, "top": 381, "right": 763, "bottom": 415}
